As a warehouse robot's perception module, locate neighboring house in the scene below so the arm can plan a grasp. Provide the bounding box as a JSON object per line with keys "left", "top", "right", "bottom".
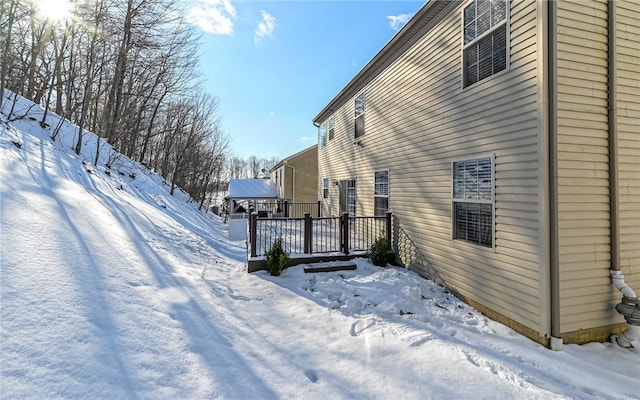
{"left": 313, "top": 0, "right": 639, "bottom": 348}
{"left": 270, "top": 144, "right": 318, "bottom": 204}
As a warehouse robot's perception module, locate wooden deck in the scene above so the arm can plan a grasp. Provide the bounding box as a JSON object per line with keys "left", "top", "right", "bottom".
{"left": 247, "top": 253, "right": 364, "bottom": 273}
{"left": 303, "top": 261, "right": 357, "bottom": 273}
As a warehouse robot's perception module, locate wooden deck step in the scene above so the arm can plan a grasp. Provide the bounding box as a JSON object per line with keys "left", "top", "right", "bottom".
{"left": 303, "top": 261, "right": 357, "bottom": 273}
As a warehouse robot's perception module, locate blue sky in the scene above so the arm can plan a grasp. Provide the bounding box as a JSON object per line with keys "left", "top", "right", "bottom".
{"left": 190, "top": 0, "right": 425, "bottom": 160}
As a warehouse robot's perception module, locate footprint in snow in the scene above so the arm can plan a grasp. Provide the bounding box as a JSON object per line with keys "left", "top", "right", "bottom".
{"left": 304, "top": 369, "right": 319, "bottom": 383}
{"left": 350, "top": 318, "right": 376, "bottom": 337}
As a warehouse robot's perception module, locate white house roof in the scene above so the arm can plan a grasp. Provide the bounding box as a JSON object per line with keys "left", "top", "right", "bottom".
{"left": 227, "top": 179, "right": 277, "bottom": 199}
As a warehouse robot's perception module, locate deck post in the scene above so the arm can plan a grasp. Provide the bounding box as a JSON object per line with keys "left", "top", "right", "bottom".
{"left": 250, "top": 212, "right": 257, "bottom": 257}
{"left": 284, "top": 200, "right": 289, "bottom": 218}
{"left": 341, "top": 212, "right": 350, "bottom": 255}
{"left": 317, "top": 201, "right": 321, "bottom": 217}
{"left": 386, "top": 211, "right": 392, "bottom": 250}
{"left": 247, "top": 208, "right": 253, "bottom": 237}
{"left": 304, "top": 212, "right": 312, "bottom": 254}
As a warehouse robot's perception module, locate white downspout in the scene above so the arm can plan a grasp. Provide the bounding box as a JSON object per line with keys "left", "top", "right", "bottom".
{"left": 607, "top": 1, "right": 640, "bottom": 348}
{"left": 611, "top": 271, "right": 637, "bottom": 299}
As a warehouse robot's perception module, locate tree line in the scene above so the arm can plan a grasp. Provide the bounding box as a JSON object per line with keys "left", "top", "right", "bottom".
{"left": 0, "top": 0, "right": 279, "bottom": 210}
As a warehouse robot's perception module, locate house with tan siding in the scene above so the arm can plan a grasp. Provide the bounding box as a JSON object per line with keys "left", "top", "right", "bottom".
{"left": 269, "top": 145, "right": 318, "bottom": 214}
{"left": 313, "top": 0, "right": 639, "bottom": 348}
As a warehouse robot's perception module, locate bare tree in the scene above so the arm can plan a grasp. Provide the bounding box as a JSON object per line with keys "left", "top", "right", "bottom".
{"left": 40, "top": 18, "right": 70, "bottom": 128}
{"left": 0, "top": 0, "right": 20, "bottom": 112}
{"left": 265, "top": 156, "right": 280, "bottom": 170}
{"left": 247, "top": 156, "right": 261, "bottom": 179}
{"left": 3, "top": 0, "right": 232, "bottom": 206}
{"left": 227, "top": 156, "right": 248, "bottom": 180}
{"left": 75, "top": 0, "right": 107, "bottom": 155}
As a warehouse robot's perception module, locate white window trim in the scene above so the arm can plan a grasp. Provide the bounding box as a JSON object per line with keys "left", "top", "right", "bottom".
{"left": 328, "top": 115, "right": 335, "bottom": 141}
{"left": 347, "top": 178, "right": 357, "bottom": 216}
{"left": 374, "top": 169, "right": 390, "bottom": 216}
{"left": 319, "top": 123, "right": 327, "bottom": 148}
{"left": 460, "top": 0, "right": 511, "bottom": 89}
{"left": 354, "top": 92, "right": 365, "bottom": 139}
{"left": 451, "top": 154, "right": 495, "bottom": 250}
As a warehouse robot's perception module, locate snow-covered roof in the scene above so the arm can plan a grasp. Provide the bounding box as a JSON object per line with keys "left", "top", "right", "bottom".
{"left": 228, "top": 179, "right": 277, "bottom": 199}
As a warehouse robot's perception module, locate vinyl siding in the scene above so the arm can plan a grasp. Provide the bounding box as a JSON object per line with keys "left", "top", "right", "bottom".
{"left": 284, "top": 167, "right": 294, "bottom": 200}
{"left": 274, "top": 146, "right": 318, "bottom": 203}
{"left": 271, "top": 166, "right": 287, "bottom": 199}
{"left": 289, "top": 146, "right": 318, "bottom": 203}
{"left": 319, "top": 0, "right": 545, "bottom": 334}
{"left": 555, "top": 0, "right": 640, "bottom": 334}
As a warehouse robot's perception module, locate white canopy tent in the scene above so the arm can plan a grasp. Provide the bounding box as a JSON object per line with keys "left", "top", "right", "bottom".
{"left": 227, "top": 179, "right": 277, "bottom": 201}
{"left": 225, "top": 179, "right": 277, "bottom": 241}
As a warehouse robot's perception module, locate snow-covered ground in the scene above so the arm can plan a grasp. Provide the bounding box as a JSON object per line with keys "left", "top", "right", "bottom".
{"left": 1, "top": 94, "right": 638, "bottom": 399}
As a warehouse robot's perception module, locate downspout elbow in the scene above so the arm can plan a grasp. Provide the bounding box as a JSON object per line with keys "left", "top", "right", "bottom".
{"left": 616, "top": 324, "right": 640, "bottom": 348}
{"left": 611, "top": 270, "right": 637, "bottom": 299}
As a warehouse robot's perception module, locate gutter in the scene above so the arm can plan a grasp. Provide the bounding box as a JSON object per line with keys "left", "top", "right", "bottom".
{"left": 311, "top": 0, "right": 450, "bottom": 125}
{"left": 548, "top": 0, "right": 562, "bottom": 351}
{"left": 607, "top": 0, "right": 640, "bottom": 348}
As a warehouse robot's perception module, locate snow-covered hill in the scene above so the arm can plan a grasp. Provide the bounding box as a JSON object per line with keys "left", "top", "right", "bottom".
{"left": 1, "top": 95, "right": 638, "bottom": 399}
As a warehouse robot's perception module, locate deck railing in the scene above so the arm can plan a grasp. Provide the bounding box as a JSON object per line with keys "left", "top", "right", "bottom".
{"left": 249, "top": 212, "right": 392, "bottom": 257}
{"left": 249, "top": 200, "right": 321, "bottom": 218}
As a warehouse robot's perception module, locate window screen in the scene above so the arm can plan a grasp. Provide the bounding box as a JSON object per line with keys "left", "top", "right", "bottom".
{"left": 452, "top": 157, "right": 494, "bottom": 247}
{"left": 374, "top": 170, "right": 389, "bottom": 216}
{"left": 463, "top": 0, "right": 508, "bottom": 87}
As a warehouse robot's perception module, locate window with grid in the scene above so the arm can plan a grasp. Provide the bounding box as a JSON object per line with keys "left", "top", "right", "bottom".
{"left": 374, "top": 170, "right": 389, "bottom": 216}
{"left": 319, "top": 123, "right": 326, "bottom": 148}
{"left": 347, "top": 179, "right": 356, "bottom": 215}
{"left": 328, "top": 116, "right": 335, "bottom": 141}
{"left": 452, "top": 156, "right": 494, "bottom": 247}
{"left": 323, "top": 178, "right": 329, "bottom": 199}
{"left": 354, "top": 93, "right": 365, "bottom": 139}
{"left": 463, "top": 0, "right": 508, "bottom": 87}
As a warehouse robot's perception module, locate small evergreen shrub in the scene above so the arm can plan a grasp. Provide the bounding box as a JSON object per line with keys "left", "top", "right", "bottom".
{"left": 264, "top": 238, "right": 290, "bottom": 276}
{"left": 366, "top": 236, "right": 395, "bottom": 267}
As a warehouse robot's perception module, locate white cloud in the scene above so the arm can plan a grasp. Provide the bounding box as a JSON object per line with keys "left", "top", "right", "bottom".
{"left": 387, "top": 13, "right": 413, "bottom": 31}
{"left": 268, "top": 112, "right": 276, "bottom": 118}
{"left": 299, "top": 136, "right": 315, "bottom": 142}
{"left": 188, "top": 0, "right": 236, "bottom": 35}
{"left": 254, "top": 10, "right": 277, "bottom": 43}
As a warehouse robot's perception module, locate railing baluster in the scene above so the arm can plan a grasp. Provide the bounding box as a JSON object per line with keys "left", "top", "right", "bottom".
{"left": 249, "top": 213, "right": 391, "bottom": 258}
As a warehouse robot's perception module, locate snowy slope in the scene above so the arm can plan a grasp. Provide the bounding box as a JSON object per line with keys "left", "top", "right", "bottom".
{"left": 1, "top": 95, "right": 638, "bottom": 399}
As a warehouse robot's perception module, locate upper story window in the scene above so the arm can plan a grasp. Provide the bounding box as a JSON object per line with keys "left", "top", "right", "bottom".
{"left": 323, "top": 178, "right": 329, "bottom": 199}
{"left": 354, "top": 92, "right": 365, "bottom": 139}
{"left": 452, "top": 155, "right": 494, "bottom": 248}
{"left": 374, "top": 170, "right": 389, "bottom": 216}
{"left": 328, "top": 115, "right": 335, "bottom": 141}
{"left": 463, "top": 0, "right": 508, "bottom": 87}
{"left": 319, "top": 123, "right": 327, "bottom": 148}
